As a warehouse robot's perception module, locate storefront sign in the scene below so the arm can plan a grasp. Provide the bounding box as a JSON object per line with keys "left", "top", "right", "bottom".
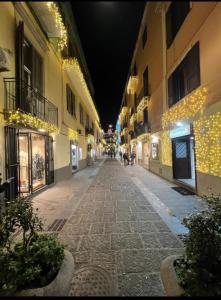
{"left": 170, "top": 124, "right": 190, "bottom": 139}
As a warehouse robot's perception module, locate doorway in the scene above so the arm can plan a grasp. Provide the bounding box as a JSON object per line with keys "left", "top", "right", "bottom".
{"left": 71, "top": 142, "right": 78, "bottom": 173}
{"left": 172, "top": 135, "right": 196, "bottom": 189}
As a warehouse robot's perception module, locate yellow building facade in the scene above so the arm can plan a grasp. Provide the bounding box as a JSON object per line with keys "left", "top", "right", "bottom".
{"left": 0, "top": 2, "right": 102, "bottom": 198}
{"left": 119, "top": 1, "right": 221, "bottom": 196}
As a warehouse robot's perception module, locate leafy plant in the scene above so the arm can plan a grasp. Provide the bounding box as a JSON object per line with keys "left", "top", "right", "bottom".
{"left": 0, "top": 197, "right": 64, "bottom": 295}
{"left": 175, "top": 194, "right": 221, "bottom": 296}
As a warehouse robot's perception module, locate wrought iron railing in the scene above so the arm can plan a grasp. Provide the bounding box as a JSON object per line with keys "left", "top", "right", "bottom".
{"left": 85, "top": 127, "right": 94, "bottom": 135}
{"left": 135, "top": 121, "right": 149, "bottom": 137}
{"left": 4, "top": 78, "right": 58, "bottom": 126}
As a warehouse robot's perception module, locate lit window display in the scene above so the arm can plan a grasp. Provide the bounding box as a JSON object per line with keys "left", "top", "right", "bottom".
{"left": 32, "top": 134, "right": 46, "bottom": 191}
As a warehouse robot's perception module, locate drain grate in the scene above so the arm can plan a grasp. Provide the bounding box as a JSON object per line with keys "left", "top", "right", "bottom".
{"left": 171, "top": 186, "right": 195, "bottom": 195}
{"left": 69, "top": 266, "right": 114, "bottom": 296}
{"left": 47, "top": 219, "right": 67, "bottom": 232}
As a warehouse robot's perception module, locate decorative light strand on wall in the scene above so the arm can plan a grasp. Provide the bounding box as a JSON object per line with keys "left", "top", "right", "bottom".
{"left": 162, "top": 86, "right": 208, "bottom": 130}
{"left": 68, "top": 128, "right": 78, "bottom": 141}
{"left": 193, "top": 111, "right": 221, "bottom": 177}
{"left": 63, "top": 58, "right": 99, "bottom": 121}
{"left": 6, "top": 110, "right": 60, "bottom": 135}
{"left": 47, "top": 2, "right": 68, "bottom": 51}
{"left": 161, "top": 131, "right": 172, "bottom": 166}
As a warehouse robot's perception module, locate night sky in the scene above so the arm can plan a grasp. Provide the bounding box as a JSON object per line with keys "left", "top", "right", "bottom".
{"left": 71, "top": 2, "right": 146, "bottom": 131}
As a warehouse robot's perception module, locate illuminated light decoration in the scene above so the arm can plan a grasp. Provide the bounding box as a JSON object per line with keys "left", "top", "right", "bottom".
{"left": 137, "top": 133, "right": 150, "bottom": 142}
{"left": 151, "top": 135, "right": 159, "bottom": 143}
{"left": 63, "top": 58, "right": 99, "bottom": 121}
{"left": 193, "top": 111, "right": 221, "bottom": 177}
{"left": 162, "top": 86, "right": 208, "bottom": 130}
{"left": 87, "top": 134, "right": 95, "bottom": 144}
{"left": 137, "top": 96, "right": 149, "bottom": 112}
{"left": 130, "top": 113, "right": 137, "bottom": 126}
{"left": 127, "top": 76, "right": 138, "bottom": 94}
{"left": 6, "top": 110, "right": 59, "bottom": 135}
{"left": 161, "top": 131, "right": 172, "bottom": 166}
{"left": 130, "top": 138, "right": 137, "bottom": 145}
{"left": 119, "top": 106, "right": 128, "bottom": 125}
{"left": 68, "top": 128, "right": 78, "bottom": 141}
{"left": 0, "top": 113, "right": 5, "bottom": 126}
{"left": 47, "top": 2, "right": 67, "bottom": 51}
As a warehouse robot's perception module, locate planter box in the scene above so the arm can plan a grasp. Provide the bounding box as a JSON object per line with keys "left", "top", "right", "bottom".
{"left": 160, "top": 255, "right": 185, "bottom": 296}
{"left": 15, "top": 250, "right": 74, "bottom": 296}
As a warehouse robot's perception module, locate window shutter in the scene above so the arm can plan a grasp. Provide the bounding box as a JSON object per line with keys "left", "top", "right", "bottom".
{"left": 186, "top": 42, "right": 200, "bottom": 93}
{"left": 168, "top": 74, "right": 174, "bottom": 107}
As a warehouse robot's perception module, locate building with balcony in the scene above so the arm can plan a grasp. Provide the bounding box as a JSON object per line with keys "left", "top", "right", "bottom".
{"left": 119, "top": 2, "right": 221, "bottom": 196}
{"left": 0, "top": 2, "right": 102, "bottom": 199}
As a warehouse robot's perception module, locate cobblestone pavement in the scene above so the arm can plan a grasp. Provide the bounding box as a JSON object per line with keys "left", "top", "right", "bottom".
{"left": 59, "top": 159, "right": 184, "bottom": 296}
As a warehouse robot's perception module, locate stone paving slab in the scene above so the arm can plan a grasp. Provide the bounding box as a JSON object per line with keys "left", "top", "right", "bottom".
{"left": 58, "top": 158, "right": 184, "bottom": 296}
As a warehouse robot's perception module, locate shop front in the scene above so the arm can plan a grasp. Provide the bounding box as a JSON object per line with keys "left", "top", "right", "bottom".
{"left": 70, "top": 141, "right": 78, "bottom": 174}
{"left": 170, "top": 123, "right": 196, "bottom": 190}
{"left": 5, "top": 126, "right": 54, "bottom": 197}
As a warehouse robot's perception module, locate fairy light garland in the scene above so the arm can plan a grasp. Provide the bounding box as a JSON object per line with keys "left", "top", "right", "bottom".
{"left": 47, "top": 2, "right": 67, "bottom": 51}
{"left": 63, "top": 58, "right": 99, "bottom": 121}
{"left": 162, "top": 86, "right": 208, "bottom": 130}
{"left": 193, "top": 111, "right": 221, "bottom": 177}
{"left": 137, "top": 133, "right": 150, "bottom": 142}
{"left": 161, "top": 131, "right": 172, "bottom": 166}
{"left": 68, "top": 128, "right": 78, "bottom": 141}
{"left": 6, "top": 110, "right": 59, "bottom": 135}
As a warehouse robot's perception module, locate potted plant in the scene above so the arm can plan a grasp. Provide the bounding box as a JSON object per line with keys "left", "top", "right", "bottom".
{"left": 0, "top": 197, "right": 74, "bottom": 296}
{"left": 161, "top": 194, "right": 221, "bottom": 296}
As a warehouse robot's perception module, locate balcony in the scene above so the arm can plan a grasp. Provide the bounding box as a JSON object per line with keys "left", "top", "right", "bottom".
{"left": 127, "top": 76, "right": 138, "bottom": 94}
{"left": 123, "top": 122, "right": 128, "bottom": 129}
{"left": 137, "top": 87, "right": 149, "bottom": 110}
{"left": 4, "top": 78, "right": 58, "bottom": 126}
{"left": 135, "top": 121, "right": 149, "bottom": 137}
{"left": 85, "top": 127, "right": 94, "bottom": 135}
{"left": 130, "top": 113, "right": 136, "bottom": 126}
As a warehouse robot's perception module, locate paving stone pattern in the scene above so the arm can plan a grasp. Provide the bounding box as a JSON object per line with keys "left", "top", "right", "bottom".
{"left": 59, "top": 159, "right": 184, "bottom": 296}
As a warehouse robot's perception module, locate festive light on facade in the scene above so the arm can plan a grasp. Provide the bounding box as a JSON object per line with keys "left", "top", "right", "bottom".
{"left": 161, "top": 131, "right": 172, "bottom": 166}
{"left": 87, "top": 134, "right": 95, "bottom": 144}
{"left": 193, "top": 111, "right": 221, "bottom": 177}
{"left": 68, "top": 128, "right": 78, "bottom": 141}
{"left": 137, "top": 97, "right": 149, "bottom": 112}
{"left": 130, "top": 138, "right": 137, "bottom": 145}
{"left": 6, "top": 110, "right": 59, "bottom": 135}
{"left": 130, "top": 113, "right": 136, "bottom": 126}
{"left": 162, "top": 86, "right": 208, "bottom": 129}
{"left": 63, "top": 58, "right": 99, "bottom": 121}
{"left": 47, "top": 2, "right": 67, "bottom": 51}
{"left": 0, "top": 113, "right": 5, "bottom": 126}
{"left": 137, "top": 133, "right": 150, "bottom": 142}
{"left": 127, "top": 76, "right": 138, "bottom": 94}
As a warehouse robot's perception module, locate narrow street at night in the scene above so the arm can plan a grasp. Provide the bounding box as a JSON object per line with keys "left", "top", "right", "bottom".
{"left": 30, "top": 157, "right": 203, "bottom": 296}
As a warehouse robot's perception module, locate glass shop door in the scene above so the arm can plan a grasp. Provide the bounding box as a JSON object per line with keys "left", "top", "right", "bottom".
{"left": 18, "top": 132, "right": 31, "bottom": 194}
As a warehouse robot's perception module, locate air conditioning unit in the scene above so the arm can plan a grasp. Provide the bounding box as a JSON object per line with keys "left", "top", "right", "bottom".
{"left": 0, "top": 48, "right": 12, "bottom": 72}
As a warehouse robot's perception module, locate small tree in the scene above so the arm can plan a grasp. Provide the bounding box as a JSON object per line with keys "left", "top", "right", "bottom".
{"left": 0, "top": 197, "right": 64, "bottom": 295}
{"left": 175, "top": 194, "right": 221, "bottom": 296}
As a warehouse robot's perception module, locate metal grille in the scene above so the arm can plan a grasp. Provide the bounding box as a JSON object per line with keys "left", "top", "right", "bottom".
{"left": 176, "top": 142, "right": 187, "bottom": 158}
{"left": 47, "top": 219, "right": 67, "bottom": 232}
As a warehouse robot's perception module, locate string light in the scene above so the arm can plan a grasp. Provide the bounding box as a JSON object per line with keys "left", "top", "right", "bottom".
{"left": 162, "top": 86, "right": 208, "bottom": 129}
{"left": 130, "top": 113, "right": 136, "bottom": 126}
{"left": 87, "top": 134, "right": 95, "bottom": 144}
{"left": 161, "top": 131, "right": 172, "bottom": 166}
{"left": 137, "top": 97, "right": 149, "bottom": 112}
{"left": 68, "top": 128, "right": 78, "bottom": 141}
{"left": 63, "top": 58, "right": 100, "bottom": 122}
{"left": 47, "top": 2, "right": 67, "bottom": 51}
{"left": 127, "top": 76, "right": 138, "bottom": 94}
{"left": 6, "top": 110, "right": 60, "bottom": 135}
{"left": 193, "top": 111, "right": 221, "bottom": 177}
{"left": 137, "top": 133, "right": 150, "bottom": 142}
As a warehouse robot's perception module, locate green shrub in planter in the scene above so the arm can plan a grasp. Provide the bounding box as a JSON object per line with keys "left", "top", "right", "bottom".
{"left": 175, "top": 194, "right": 221, "bottom": 296}
{"left": 0, "top": 197, "right": 64, "bottom": 295}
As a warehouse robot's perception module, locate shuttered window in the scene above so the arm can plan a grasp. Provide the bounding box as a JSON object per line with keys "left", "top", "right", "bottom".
{"left": 79, "top": 104, "right": 84, "bottom": 125}
{"left": 166, "top": 2, "right": 190, "bottom": 48}
{"left": 66, "top": 84, "right": 76, "bottom": 117}
{"left": 168, "top": 42, "right": 200, "bottom": 107}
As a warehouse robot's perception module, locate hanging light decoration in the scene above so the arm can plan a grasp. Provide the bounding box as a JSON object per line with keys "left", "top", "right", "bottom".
{"left": 68, "top": 128, "right": 78, "bottom": 141}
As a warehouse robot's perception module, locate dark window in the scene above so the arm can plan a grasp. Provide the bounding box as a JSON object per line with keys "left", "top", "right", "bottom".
{"left": 142, "top": 26, "right": 147, "bottom": 48}
{"left": 79, "top": 104, "right": 84, "bottom": 125}
{"left": 166, "top": 2, "right": 190, "bottom": 48}
{"left": 143, "top": 67, "right": 149, "bottom": 97}
{"left": 86, "top": 114, "right": 89, "bottom": 128}
{"left": 168, "top": 42, "right": 200, "bottom": 107}
{"left": 66, "top": 84, "right": 76, "bottom": 116}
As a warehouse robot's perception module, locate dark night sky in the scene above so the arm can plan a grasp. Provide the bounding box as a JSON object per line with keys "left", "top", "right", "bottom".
{"left": 71, "top": 2, "right": 146, "bottom": 131}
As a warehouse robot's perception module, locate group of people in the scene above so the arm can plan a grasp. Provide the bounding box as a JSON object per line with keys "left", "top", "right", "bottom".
{"left": 119, "top": 151, "right": 136, "bottom": 166}
{"left": 103, "top": 150, "right": 116, "bottom": 158}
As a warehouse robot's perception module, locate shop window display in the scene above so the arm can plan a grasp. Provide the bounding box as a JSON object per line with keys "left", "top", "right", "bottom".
{"left": 32, "top": 134, "right": 46, "bottom": 190}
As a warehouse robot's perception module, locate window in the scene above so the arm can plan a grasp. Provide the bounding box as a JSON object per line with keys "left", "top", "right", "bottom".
{"left": 86, "top": 114, "right": 89, "bottom": 128}
{"left": 79, "top": 104, "right": 84, "bottom": 125}
{"left": 168, "top": 42, "right": 200, "bottom": 107}
{"left": 133, "top": 63, "right": 137, "bottom": 76}
{"left": 166, "top": 2, "right": 190, "bottom": 48}
{"left": 66, "top": 84, "right": 76, "bottom": 117}
{"left": 143, "top": 67, "right": 149, "bottom": 97}
{"left": 142, "top": 26, "right": 147, "bottom": 48}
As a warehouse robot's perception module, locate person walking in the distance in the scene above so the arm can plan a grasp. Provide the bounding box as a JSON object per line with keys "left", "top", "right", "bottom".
{"left": 123, "top": 152, "right": 129, "bottom": 166}
{"left": 119, "top": 151, "right": 123, "bottom": 162}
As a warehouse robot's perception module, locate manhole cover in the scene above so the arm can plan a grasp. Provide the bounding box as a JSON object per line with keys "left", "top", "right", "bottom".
{"left": 69, "top": 265, "right": 114, "bottom": 296}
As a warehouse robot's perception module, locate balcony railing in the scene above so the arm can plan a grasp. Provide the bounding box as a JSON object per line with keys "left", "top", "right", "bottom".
{"left": 135, "top": 121, "right": 149, "bottom": 137}
{"left": 137, "top": 86, "right": 149, "bottom": 108}
{"left": 85, "top": 127, "right": 94, "bottom": 135}
{"left": 4, "top": 78, "right": 58, "bottom": 126}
